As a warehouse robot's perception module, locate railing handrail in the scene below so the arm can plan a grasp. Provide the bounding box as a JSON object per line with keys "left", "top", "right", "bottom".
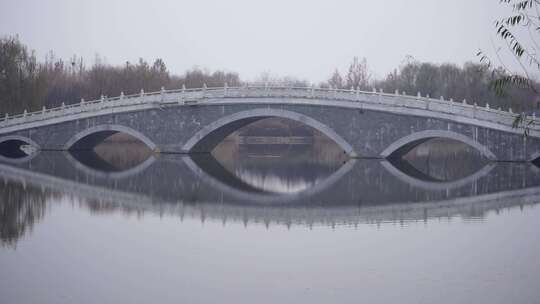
{"left": 0, "top": 85, "right": 535, "bottom": 133}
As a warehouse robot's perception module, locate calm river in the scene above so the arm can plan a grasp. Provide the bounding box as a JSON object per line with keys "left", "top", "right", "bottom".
{"left": 1, "top": 135, "right": 539, "bottom": 304}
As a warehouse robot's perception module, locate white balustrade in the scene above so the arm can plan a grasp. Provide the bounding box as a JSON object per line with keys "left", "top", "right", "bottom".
{"left": 0, "top": 86, "right": 534, "bottom": 133}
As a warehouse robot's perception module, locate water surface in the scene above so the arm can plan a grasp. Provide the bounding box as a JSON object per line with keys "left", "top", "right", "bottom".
{"left": 1, "top": 136, "right": 539, "bottom": 304}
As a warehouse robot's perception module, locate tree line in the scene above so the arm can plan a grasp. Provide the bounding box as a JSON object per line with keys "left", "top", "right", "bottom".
{"left": 326, "top": 56, "right": 538, "bottom": 112}
{"left": 0, "top": 36, "right": 241, "bottom": 114}
{"left": 0, "top": 35, "right": 537, "bottom": 115}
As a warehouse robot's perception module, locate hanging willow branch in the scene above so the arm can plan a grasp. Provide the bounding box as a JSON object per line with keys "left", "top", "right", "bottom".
{"left": 478, "top": 0, "right": 540, "bottom": 136}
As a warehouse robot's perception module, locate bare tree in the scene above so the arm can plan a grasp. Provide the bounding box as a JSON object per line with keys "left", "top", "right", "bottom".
{"left": 345, "top": 57, "right": 371, "bottom": 90}
{"left": 328, "top": 69, "right": 344, "bottom": 89}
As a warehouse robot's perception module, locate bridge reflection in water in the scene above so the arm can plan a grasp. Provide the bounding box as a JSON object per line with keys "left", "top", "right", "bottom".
{"left": 1, "top": 137, "right": 540, "bottom": 247}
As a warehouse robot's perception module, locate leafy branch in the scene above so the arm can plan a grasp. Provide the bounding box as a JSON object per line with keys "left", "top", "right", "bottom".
{"left": 478, "top": 0, "right": 540, "bottom": 136}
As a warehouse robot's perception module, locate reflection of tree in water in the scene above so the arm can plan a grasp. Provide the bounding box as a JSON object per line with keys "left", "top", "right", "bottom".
{"left": 83, "top": 199, "right": 144, "bottom": 218}
{"left": 0, "top": 181, "right": 51, "bottom": 247}
{"left": 0, "top": 180, "right": 144, "bottom": 247}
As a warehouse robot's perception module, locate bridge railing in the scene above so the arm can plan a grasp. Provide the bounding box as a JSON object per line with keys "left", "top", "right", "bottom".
{"left": 0, "top": 85, "right": 537, "bottom": 133}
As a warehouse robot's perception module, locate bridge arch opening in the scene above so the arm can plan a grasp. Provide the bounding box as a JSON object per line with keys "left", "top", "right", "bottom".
{"left": 65, "top": 125, "right": 155, "bottom": 173}
{"left": 381, "top": 130, "right": 497, "bottom": 161}
{"left": 65, "top": 125, "right": 157, "bottom": 152}
{"left": 182, "top": 108, "right": 356, "bottom": 156}
{"left": 0, "top": 136, "right": 39, "bottom": 159}
{"left": 389, "top": 137, "right": 492, "bottom": 183}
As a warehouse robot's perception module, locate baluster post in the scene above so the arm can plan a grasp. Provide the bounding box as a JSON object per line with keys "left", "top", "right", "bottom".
{"left": 139, "top": 89, "right": 145, "bottom": 104}
{"left": 179, "top": 84, "right": 186, "bottom": 104}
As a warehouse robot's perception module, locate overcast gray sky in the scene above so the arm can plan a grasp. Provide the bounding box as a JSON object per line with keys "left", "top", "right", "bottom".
{"left": 1, "top": 0, "right": 509, "bottom": 82}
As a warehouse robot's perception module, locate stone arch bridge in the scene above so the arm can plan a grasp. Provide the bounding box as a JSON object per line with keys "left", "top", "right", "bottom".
{"left": 0, "top": 85, "right": 539, "bottom": 161}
